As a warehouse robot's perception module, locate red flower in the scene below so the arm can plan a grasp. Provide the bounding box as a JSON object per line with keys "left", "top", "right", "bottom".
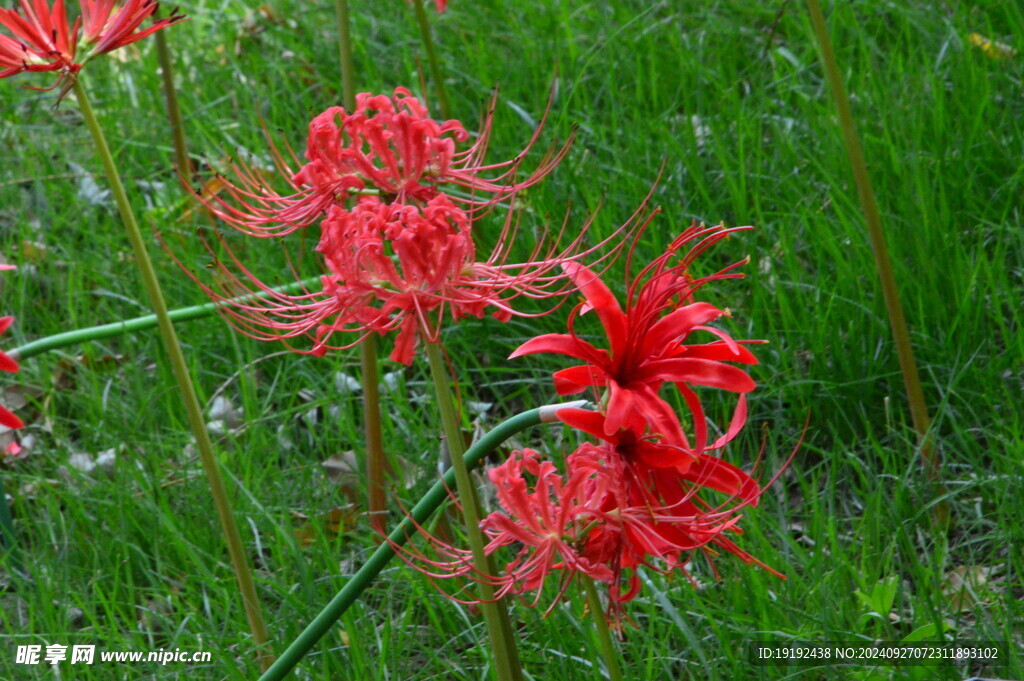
{"left": 480, "top": 448, "right": 614, "bottom": 605}
{"left": 201, "top": 88, "right": 570, "bottom": 237}
{"left": 0, "top": 0, "right": 77, "bottom": 80}
{"left": 433, "top": 436, "right": 777, "bottom": 612}
{"left": 189, "top": 194, "right": 634, "bottom": 365}
{"left": 570, "top": 439, "right": 774, "bottom": 587}
{"left": 0, "top": 316, "right": 21, "bottom": 430}
{"left": 0, "top": 0, "right": 184, "bottom": 87}
{"left": 511, "top": 222, "right": 760, "bottom": 465}
{"left": 1, "top": 265, "right": 22, "bottom": 432}
{"left": 315, "top": 195, "right": 503, "bottom": 364}
{"left": 79, "top": 0, "right": 185, "bottom": 58}
{"left": 394, "top": 220, "right": 787, "bottom": 616}
{"left": 556, "top": 406, "right": 747, "bottom": 470}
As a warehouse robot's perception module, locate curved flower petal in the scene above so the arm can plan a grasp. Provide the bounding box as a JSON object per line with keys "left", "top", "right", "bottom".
{"left": 552, "top": 365, "right": 607, "bottom": 395}
{"left": 632, "top": 438, "right": 698, "bottom": 469}
{"left": 682, "top": 454, "right": 760, "bottom": 503}
{"left": 635, "top": 358, "right": 756, "bottom": 393}
{"left": 630, "top": 382, "right": 693, "bottom": 454}
{"left": 562, "top": 262, "right": 628, "bottom": 359}
{"left": 710, "top": 394, "right": 748, "bottom": 450}
{"left": 641, "top": 302, "right": 723, "bottom": 355}
{"left": 0, "top": 351, "right": 17, "bottom": 373}
{"left": 509, "top": 333, "right": 606, "bottom": 365}
{"left": 603, "top": 380, "right": 637, "bottom": 434}
{"left": 0, "top": 316, "right": 16, "bottom": 373}
{"left": 556, "top": 408, "right": 620, "bottom": 444}
{"left": 679, "top": 340, "right": 759, "bottom": 365}
{"left": 0, "top": 404, "right": 22, "bottom": 430}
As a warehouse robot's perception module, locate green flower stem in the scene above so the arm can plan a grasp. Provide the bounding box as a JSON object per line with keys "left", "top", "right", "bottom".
{"left": 71, "top": 78, "right": 273, "bottom": 670}
{"left": 8, "top": 277, "right": 322, "bottom": 363}
{"left": 0, "top": 469, "right": 25, "bottom": 578}
{"left": 335, "top": 0, "right": 356, "bottom": 111}
{"left": 256, "top": 402, "right": 583, "bottom": 681}
{"left": 153, "top": 26, "right": 192, "bottom": 180}
{"left": 412, "top": 0, "right": 451, "bottom": 119}
{"left": 423, "top": 339, "right": 522, "bottom": 681}
{"left": 583, "top": 577, "right": 622, "bottom": 681}
{"left": 360, "top": 336, "right": 388, "bottom": 535}
{"left": 805, "top": 1, "right": 941, "bottom": 494}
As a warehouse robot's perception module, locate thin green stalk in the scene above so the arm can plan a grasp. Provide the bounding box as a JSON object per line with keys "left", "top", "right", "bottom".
{"left": 0, "top": 469, "right": 25, "bottom": 578}
{"left": 423, "top": 339, "right": 522, "bottom": 681}
{"left": 332, "top": 0, "right": 389, "bottom": 537}
{"left": 804, "top": 1, "right": 942, "bottom": 503}
{"left": 412, "top": 0, "right": 451, "bottom": 119}
{"left": 153, "top": 26, "right": 192, "bottom": 180}
{"left": 8, "top": 276, "right": 321, "bottom": 363}
{"left": 583, "top": 577, "right": 622, "bottom": 681}
{"left": 334, "top": 0, "right": 356, "bottom": 111}
{"left": 360, "top": 336, "right": 388, "bottom": 535}
{"left": 256, "top": 402, "right": 582, "bottom": 681}
{"left": 71, "top": 77, "right": 273, "bottom": 670}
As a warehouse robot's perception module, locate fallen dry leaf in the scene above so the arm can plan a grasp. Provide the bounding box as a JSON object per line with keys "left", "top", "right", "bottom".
{"left": 178, "top": 176, "right": 227, "bottom": 223}
{"left": 322, "top": 451, "right": 360, "bottom": 503}
{"left": 291, "top": 506, "right": 358, "bottom": 548}
{"left": 942, "top": 565, "right": 991, "bottom": 612}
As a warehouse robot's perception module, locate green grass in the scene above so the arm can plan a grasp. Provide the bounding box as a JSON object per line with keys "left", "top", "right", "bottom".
{"left": 1, "top": 0, "right": 1022, "bottom": 679}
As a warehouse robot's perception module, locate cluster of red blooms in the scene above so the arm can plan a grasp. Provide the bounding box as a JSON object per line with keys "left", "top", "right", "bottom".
{"left": 1, "top": 265, "right": 22, "bottom": 456}
{"left": 194, "top": 87, "right": 634, "bottom": 365}
{"left": 0, "top": 0, "right": 185, "bottom": 88}
{"left": 406, "top": 222, "right": 781, "bottom": 615}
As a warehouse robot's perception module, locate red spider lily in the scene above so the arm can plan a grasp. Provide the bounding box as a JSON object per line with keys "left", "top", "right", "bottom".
{"left": 0, "top": 0, "right": 77, "bottom": 80}
{"left": 315, "top": 195, "right": 498, "bottom": 364}
{"left": 0, "top": 316, "right": 21, "bottom": 430}
{"left": 78, "top": 0, "right": 184, "bottom": 58}
{"left": 186, "top": 194, "right": 639, "bottom": 365}
{"left": 1, "top": 265, "right": 22, "bottom": 432}
{"left": 480, "top": 448, "right": 614, "bottom": 603}
{"left": 556, "top": 407, "right": 748, "bottom": 470}
{"left": 572, "top": 439, "right": 777, "bottom": 596}
{"left": 199, "top": 88, "right": 571, "bottom": 237}
{"left": 483, "top": 437, "right": 779, "bottom": 607}
{"left": 399, "top": 436, "right": 777, "bottom": 615}
{"left": 510, "top": 222, "right": 760, "bottom": 463}
{"left": 0, "top": 0, "right": 184, "bottom": 87}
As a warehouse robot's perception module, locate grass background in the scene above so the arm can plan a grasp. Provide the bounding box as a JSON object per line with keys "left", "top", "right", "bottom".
{"left": 1, "top": 0, "right": 1022, "bottom": 679}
